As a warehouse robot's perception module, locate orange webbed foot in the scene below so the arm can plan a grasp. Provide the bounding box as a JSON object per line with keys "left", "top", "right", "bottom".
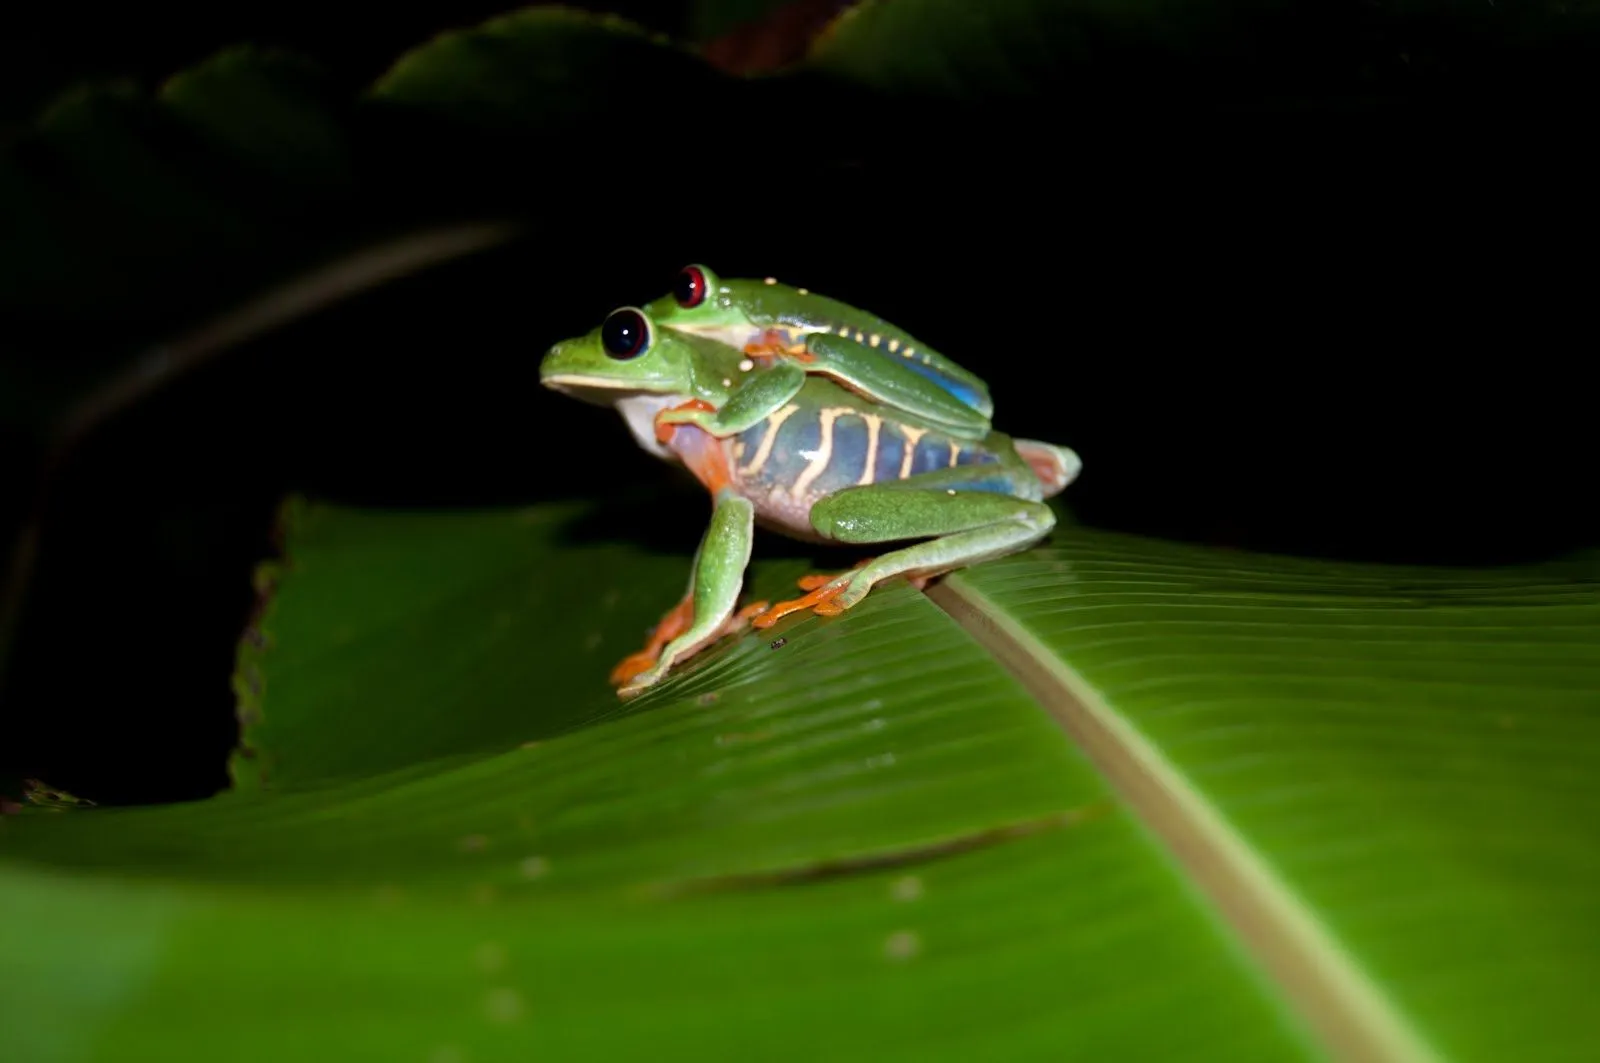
{"left": 609, "top": 595, "right": 694, "bottom": 687}
{"left": 751, "top": 560, "right": 876, "bottom": 629}
{"left": 750, "top": 583, "right": 847, "bottom": 629}
{"left": 733, "top": 601, "right": 771, "bottom": 624}
{"left": 609, "top": 651, "right": 660, "bottom": 687}
{"left": 609, "top": 596, "right": 772, "bottom": 688}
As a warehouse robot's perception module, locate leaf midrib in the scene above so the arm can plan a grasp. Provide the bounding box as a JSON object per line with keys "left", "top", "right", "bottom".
{"left": 927, "top": 574, "right": 1445, "bottom": 1063}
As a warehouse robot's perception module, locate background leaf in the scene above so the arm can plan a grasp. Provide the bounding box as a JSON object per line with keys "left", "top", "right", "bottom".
{"left": 368, "top": 7, "right": 723, "bottom": 131}
{"left": 806, "top": 0, "right": 1600, "bottom": 104}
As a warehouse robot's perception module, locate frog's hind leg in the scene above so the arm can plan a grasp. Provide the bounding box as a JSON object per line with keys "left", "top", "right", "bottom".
{"left": 751, "top": 468, "right": 1056, "bottom": 628}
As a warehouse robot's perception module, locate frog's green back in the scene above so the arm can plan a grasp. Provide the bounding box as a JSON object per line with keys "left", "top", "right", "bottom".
{"left": 725, "top": 278, "right": 995, "bottom": 420}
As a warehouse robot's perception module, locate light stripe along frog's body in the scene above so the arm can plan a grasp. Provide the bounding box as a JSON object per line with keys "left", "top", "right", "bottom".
{"left": 541, "top": 297, "right": 1080, "bottom": 700}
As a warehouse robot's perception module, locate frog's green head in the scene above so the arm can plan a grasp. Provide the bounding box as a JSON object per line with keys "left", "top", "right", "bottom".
{"left": 638, "top": 264, "right": 768, "bottom": 339}
{"left": 540, "top": 306, "right": 726, "bottom": 406}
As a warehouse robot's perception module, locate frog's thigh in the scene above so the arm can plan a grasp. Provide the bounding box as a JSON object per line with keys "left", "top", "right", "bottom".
{"left": 620, "top": 491, "right": 755, "bottom": 697}
{"left": 809, "top": 480, "right": 1055, "bottom": 603}
{"left": 804, "top": 333, "right": 989, "bottom": 441}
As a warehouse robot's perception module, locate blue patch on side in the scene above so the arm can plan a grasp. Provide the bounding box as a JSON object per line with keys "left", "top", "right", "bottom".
{"left": 776, "top": 413, "right": 821, "bottom": 485}
{"left": 826, "top": 415, "right": 870, "bottom": 491}
{"left": 911, "top": 436, "right": 951, "bottom": 476}
{"left": 905, "top": 360, "right": 983, "bottom": 411}
{"left": 950, "top": 476, "right": 1016, "bottom": 496}
{"left": 875, "top": 430, "right": 906, "bottom": 482}
{"left": 735, "top": 418, "right": 769, "bottom": 464}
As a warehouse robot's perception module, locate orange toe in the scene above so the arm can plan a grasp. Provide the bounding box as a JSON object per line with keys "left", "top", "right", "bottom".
{"left": 751, "top": 582, "right": 848, "bottom": 629}
{"left": 610, "top": 595, "right": 695, "bottom": 686}
{"left": 812, "top": 596, "right": 848, "bottom": 617}
{"left": 743, "top": 330, "right": 815, "bottom": 363}
{"left": 609, "top": 651, "right": 658, "bottom": 687}
{"left": 734, "top": 601, "right": 770, "bottom": 622}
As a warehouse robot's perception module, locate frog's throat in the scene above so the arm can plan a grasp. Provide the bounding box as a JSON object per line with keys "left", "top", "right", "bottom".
{"left": 615, "top": 393, "right": 686, "bottom": 463}
{"left": 541, "top": 375, "right": 677, "bottom": 405}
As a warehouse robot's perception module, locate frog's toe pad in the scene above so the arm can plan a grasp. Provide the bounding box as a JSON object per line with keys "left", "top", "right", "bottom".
{"left": 811, "top": 596, "right": 847, "bottom": 617}
{"left": 609, "top": 651, "right": 660, "bottom": 687}
{"left": 617, "top": 675, "right": 657, "bottom": 701}
{"left": 819, "top": 577, "right": 879, "bottom": 615}
{"left": 733, "top": 601, "right": 770, "bottom": 623}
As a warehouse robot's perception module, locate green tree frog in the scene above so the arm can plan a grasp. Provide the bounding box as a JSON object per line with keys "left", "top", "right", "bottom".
{"left": 541, "top": 305, "right": 1081, "bottom": 700}
{"left": 640, "top": 265, "right": 995, "bottom": 440}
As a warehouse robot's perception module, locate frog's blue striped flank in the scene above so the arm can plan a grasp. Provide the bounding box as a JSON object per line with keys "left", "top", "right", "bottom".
{"left": 731, "top": 401, "right": 1009, "bottom": 504}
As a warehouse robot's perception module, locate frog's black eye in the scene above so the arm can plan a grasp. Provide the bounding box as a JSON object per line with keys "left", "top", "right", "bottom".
{"left": 601, "top": 308, "right": 650, "bottom": 359}
{"left": 675, "top": 265, "right": 708, "bottom": 309}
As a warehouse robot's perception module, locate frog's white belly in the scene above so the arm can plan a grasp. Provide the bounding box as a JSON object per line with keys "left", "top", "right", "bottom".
{"left": 741, "top": 478, "right": 830, "bottom": 543}
{"left": 614, "top": 394, "right": 682, "bottom": 464}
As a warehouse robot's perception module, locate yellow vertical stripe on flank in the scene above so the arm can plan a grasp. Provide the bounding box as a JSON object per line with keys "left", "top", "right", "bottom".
{"left": 792, "top": 406, "right": 847, "bottom": 501}
{"left": 738, "top": 403, "right": 800, "bottom": 477}
{"left": 898, "top": 426, "right": 926, "bottom": 479}
{"left": 858, "top": 413, "right": 882, "bottom": 486}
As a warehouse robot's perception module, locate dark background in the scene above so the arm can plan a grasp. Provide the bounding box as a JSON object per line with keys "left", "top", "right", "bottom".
{"left": 3, "top": 1, "right": 1596, "bottom": 807}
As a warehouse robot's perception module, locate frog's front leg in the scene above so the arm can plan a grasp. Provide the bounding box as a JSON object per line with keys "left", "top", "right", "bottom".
{"left": 654, "top": 361, "right": 805, "bottom": 441}
{"left": 617, "top": 488, "right": 757, "bottom": 700}
{"left": 752, "top": 468, "right": 1056, "bottom": 628}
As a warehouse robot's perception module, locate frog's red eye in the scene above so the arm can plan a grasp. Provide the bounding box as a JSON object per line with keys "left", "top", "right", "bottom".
{"left": 601, "top": 308, "right": 650, "bottom": 359}
{"left": 674, "top": 265, "right": 708, "bottom": 309}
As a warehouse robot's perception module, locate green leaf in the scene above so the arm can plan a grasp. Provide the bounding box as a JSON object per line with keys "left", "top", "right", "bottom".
{"left": 1, "top": 497, "right": 1315, "bottom": 1061}
{"left": 368, "top": 8, "right": 726, "bottom": 133}
{"left": 230, "top": 495, "right": 708, "bottom": 790}
{"left": 160, "top": 47, "right": 356, "bottom": 197}
{"left": 803, "top": 0, "right": 1600, "bottom": 104}
{"left": 1, "top": 48, "right": 357, "bottom": 331}
{"left": 6, "top": 497, "right": 1598, "bottom": 1058}
{"left": 941, "top": 534, "right": 1600, "bottom": 1062}
{"left": 688, "top": 0, "right": 821, "bottom": 42}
